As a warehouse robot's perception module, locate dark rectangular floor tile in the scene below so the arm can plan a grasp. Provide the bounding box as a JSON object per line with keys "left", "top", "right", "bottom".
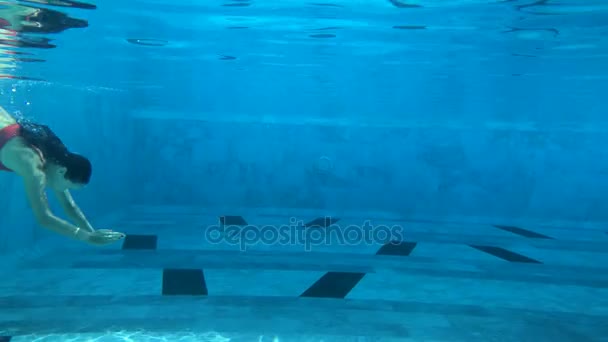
{"left": 304, "top": 217, "right": 340, "bottom": 228}
{"left": 470, "top": 245, "right": 542, "bottom": 264}
{"left": 0, "top": 337, "right": 11, "bottom": 342}
{"left": 122, "top": 234, "right": 158, "bottom": 250}
{"left": 376, "top": 241, "right": 417, "bottom": 256}
{"left": 162, "top": 269, "right": 208, "bottom": 296}
{"left": 300, "top": 271, "right": 366, "bottom": 299}
{"left": 494, "top": 225, "right": 554, "bottom": 239}
{"left": 219, "top": 216, "right": 248, "bottom": 226}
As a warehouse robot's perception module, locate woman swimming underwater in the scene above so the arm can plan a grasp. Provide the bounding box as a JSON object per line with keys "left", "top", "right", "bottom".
{"left": 0, "top": 106, "right": 124, "bottom": 245}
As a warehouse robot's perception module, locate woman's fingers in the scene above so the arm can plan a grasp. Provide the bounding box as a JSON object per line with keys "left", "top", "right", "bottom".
{"left": 100, "top": 231, "right": 125, "bottom": 240}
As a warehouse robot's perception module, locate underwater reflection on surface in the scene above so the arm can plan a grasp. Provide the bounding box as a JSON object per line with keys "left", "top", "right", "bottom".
{"left": 0, "top": 0, "right": 94, "bottom": 80}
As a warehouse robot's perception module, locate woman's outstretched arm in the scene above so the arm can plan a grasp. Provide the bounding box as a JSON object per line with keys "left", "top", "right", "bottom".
{"left": 19, "top": 156, "right": 90, "bottom": 240}
{"left": 54, "top": 189, "right": 95, "bottom": 233}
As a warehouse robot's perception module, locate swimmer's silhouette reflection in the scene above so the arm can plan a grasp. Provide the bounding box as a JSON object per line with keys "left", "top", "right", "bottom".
{"left": 0, "top": 2, "right": 88, "bottom": 35}
{"left": 0, "top": 0, "right": 93, "bottom": 79}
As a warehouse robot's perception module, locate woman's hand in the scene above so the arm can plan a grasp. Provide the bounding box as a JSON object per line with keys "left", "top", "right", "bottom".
{"left": 85, "top": 229, "right": 125, "bottom": 246}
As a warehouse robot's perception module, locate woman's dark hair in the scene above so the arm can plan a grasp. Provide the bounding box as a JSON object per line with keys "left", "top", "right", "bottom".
{"left": 18, "top": 120, "right": 92, "bottom": 184}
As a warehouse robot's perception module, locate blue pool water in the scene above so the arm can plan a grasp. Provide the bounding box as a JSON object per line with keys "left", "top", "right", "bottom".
{"left": 1, "top": 0, "right": 608, "bottom": 341}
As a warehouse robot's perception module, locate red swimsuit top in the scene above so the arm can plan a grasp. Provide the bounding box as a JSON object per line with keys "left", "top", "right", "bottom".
{"left": 0, "top": 123, "right": 21, "bottom": 172}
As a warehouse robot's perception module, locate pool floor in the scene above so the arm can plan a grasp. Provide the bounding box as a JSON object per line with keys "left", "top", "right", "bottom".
{"left": 1, "top": 206, "right": 608, "bottom": 341}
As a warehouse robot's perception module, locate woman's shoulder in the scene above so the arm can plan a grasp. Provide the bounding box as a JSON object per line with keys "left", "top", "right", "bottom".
{"left": 1, "top": 138, "right": 43, "bottom": 173}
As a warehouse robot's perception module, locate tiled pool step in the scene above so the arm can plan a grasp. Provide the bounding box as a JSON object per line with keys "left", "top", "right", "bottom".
{"left": 2, "top": 294, "right": 607, "bottom": 340}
